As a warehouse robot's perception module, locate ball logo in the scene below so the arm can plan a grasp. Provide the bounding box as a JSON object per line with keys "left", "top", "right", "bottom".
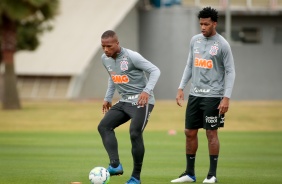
{"left": 111, "top": 75, "right": 129, "bottom": 84}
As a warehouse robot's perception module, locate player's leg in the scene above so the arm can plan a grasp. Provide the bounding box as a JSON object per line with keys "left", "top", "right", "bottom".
{"left": 185, "top": 128, "right": 198, "bottom": 175}
{"left": 97, "top": 102, "right": 130, "bottom": 175}
{"left": 171, "top": 95, "right": 202, "bottom": 183}
{"left": 124, "top": 102, "right": 154, "bottom": 183}
{"left": 202, "top": 97, "right": 223, "bottom": 183}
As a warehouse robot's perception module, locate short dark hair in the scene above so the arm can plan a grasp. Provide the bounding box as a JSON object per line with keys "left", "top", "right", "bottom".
{"left": 101, "top": 30, "right": 116, "bottom": 39}
{"left": 198, "top": 7, "right": 218, "bottom": 22}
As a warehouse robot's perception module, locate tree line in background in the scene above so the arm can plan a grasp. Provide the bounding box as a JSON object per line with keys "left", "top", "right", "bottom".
{"left": 0, "top": 0, "right": 59, "bottom": 110}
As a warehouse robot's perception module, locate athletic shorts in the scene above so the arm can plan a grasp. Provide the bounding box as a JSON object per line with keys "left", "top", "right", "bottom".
{"left": 101, "top": 101, "right": 154, "bottom": 132}
{"left": 185, "top": 95, "right": 225, "bottom": 130}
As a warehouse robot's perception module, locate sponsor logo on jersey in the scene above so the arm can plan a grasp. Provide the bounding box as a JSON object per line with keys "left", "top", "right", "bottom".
{"left": 106, "top": 65, "right": 112, "bottom": 72}
{"left": 209, "top": 45, "right": 218, "bottom": 56}
{"left": 194, "top": 87, "right": 210, "bottom": 93}
{"left": 128, "top": 95, "right": 139, "bottom": 100}
{"left": 220, "top": 116, "right": 225, "bottom": 124}
{"left": 206, "top": 116, "right": 218, "bottom": 124}
{"left": 194, "top": 57, "right": 213, "bottom": 69}
{"left": 120, "top": 58, "right": 129, "bottom": 71}
{"left": 194, "top": 47, "right": 200, "bottom": 54}
{"left": 213, "top": 41, "right": 219, "bottom": 46}
{"left": 195, "top": 53, "right": 202, "bottom": 58}
{"left": 147, "top": 111, "right": 151, "bottom": 121}
{"left": 111, "top": 75, "right": 129, "bottom": 84}
{"left": 196, "top": 38, "right": 202, "bottom": 43}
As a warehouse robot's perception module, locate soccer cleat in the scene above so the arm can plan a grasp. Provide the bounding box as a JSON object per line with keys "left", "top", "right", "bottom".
{"left": 125, "top": 176, "right": 141, "bottom": 184}
{"left": 107, "top": 163, "right": 124, "bottom": 176}
{"left": 203, "top": 176, "right": 217, "bottom": 183}
{"left": 171, "top": 171, "right": 196, "bottom": 183}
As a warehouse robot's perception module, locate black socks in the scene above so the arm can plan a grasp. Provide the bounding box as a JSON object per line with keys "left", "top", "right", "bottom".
{"left": 185, "top": 154, "right": 218, "bottom": 178}
{"left": 186, "top": 154, "right": 196, "bottom": 176}
{"left": 207, "top": 155, "right": 218, "bottom": 178}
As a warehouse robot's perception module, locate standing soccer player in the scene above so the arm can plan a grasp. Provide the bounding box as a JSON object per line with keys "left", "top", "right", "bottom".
{"left": 98, "top": 30, "right": 160, "bottom": 184}
{"left": 171, "top": 7, "right": 235, "bottom": 183}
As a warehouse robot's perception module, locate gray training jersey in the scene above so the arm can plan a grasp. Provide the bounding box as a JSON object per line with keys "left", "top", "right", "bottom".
{"left": 102, "top": 47, "right": 160, "bottom": 105}
{"left": 179, "top": 33, "right": 235, "bottom": 98}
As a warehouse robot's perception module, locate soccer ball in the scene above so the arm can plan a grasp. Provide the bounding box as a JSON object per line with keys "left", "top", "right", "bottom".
{"left": 89, "top": 166, "right": 110, "bottom": 184}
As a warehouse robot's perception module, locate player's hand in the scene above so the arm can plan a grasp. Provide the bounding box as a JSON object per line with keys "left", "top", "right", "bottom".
{"left": 218, "top": 97, "right": 229, "bottom": 114}
{"left": 176, "top": 89, "right": 184, "bottom": 107}
{"left": 138, "top": 91, "right": 149, "bottom": 107}
{"left": 102, "top": 101, "right": 112, "bottom": 114}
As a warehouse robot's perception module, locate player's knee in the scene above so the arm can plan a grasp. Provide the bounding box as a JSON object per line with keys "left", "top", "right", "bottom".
{"left": 130, "top": 129, "right": 141, "bottom": 140}
{"left": 97, "top": 120, "right": 108, "bottom": 134}
{"left": 206, "top": 130, "right": 217, "bottom": 137}
{"left": 206, "top": 130, "right": 219, "bottom": 143}
{"left": 185, "top": 129, "right": 197, "bottom": 139}
{"left": 97, "top": 123, "right": 104, "bottom": 134}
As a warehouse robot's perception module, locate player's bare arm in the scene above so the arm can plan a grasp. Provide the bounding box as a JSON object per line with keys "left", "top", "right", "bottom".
{"left": 102, "top": 101, "right": 112, "bottom": 114}
{"left": 137, "top": 91, "right": 149, "bottom": 107}
{"left": 218, "top": 97, "right": 229, "bottom": 114}
{"left": 176, "top": 88, "right": 185, "bottom": 107}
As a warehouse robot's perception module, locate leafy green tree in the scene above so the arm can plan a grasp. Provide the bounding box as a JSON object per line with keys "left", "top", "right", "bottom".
{"left": 0, "top": 0, "right": 59, "bottom": 109}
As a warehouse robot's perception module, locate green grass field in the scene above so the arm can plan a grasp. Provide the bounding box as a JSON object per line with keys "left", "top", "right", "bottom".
{"left": 1, "top": 100, "right": 282, "bottom": 184}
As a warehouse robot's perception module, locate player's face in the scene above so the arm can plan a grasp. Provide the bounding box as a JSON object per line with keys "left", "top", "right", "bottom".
{"left": 101, "top": 36, "right": 120, "bottom": 58}
{"left": 199, "top": 18, "right": 217, "bottom": 37}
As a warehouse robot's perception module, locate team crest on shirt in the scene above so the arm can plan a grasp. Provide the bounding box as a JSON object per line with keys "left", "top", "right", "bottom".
{"left": 209, "top": 45, "right": 218, "bottom": 56}
{"left": 120, "top": 57, "right": 128, "bottom": 71}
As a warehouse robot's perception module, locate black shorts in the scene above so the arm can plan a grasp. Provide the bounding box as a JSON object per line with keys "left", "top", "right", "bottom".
{"left": 100, "top": 101, "right": 154, "bottom": 132}
{"left": 185, "top": 95, "right": 225, "bottom": 130}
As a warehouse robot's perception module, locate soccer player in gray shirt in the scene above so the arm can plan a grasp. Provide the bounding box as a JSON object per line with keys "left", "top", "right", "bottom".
{"left": 98, "top": 30, "right": 160, "bottom": 184}
{"left": 171, "top": 7, "right": 235, "bottom": 183}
